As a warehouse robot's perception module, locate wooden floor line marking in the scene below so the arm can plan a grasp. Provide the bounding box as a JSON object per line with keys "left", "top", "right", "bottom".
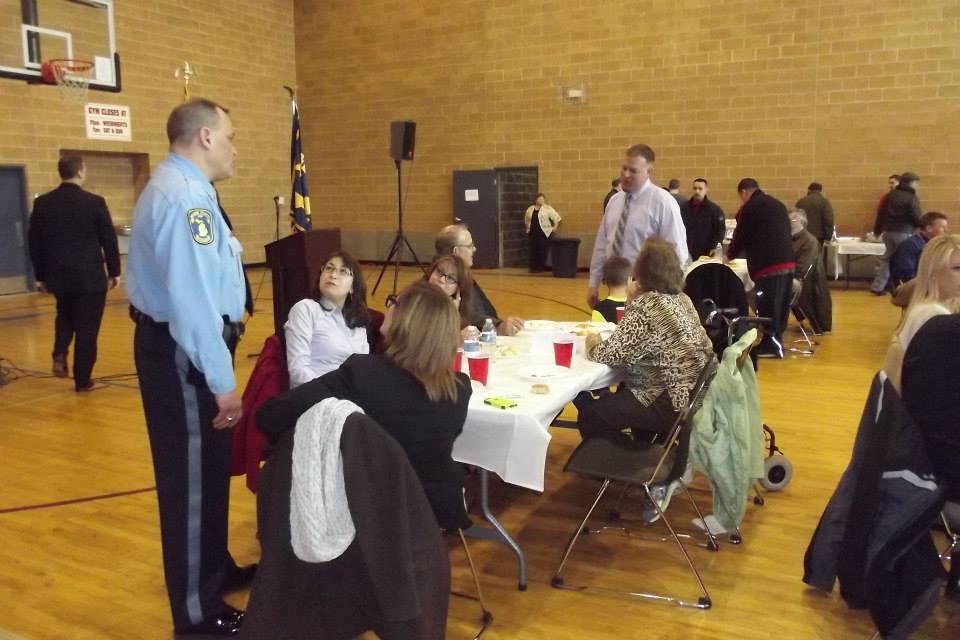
{"left": 0, "top": 486, "right": 157, "bottom": 514}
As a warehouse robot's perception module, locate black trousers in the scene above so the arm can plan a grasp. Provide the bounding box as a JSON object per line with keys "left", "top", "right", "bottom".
{"left": 134, "top": 320, "right": 239, "bottom": 630}
{"left": 754, "top": 271, "right": 794, "bottom": 350}
{"left": 52, "top": 290, "right": 106, "bottom": 389}
{"left": 528, "top": 221, "right": 550, "bottom": 272}
{"left": 574, "top": 387, "right": 678, "bottom": 445}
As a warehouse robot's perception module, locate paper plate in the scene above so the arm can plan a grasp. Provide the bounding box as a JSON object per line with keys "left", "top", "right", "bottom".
{"left": 523, "top": 320, "right": 558, "bottom": 331}
{"left": 516, "top": 364, "right": 572, "bottom": 381}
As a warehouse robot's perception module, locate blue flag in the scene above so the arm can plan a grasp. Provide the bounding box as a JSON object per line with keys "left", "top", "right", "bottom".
{"left": 289, "top": 101, "right": 312, "bottom": 232}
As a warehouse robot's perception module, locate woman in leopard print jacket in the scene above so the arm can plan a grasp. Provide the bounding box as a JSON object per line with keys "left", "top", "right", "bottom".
{"left": 574, "top": 237, "right": 713, "bottom": 444}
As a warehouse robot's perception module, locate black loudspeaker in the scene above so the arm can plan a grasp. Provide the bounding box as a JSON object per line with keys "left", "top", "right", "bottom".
{"left": 390, "top": 120, "right": 416, "bottom": 161}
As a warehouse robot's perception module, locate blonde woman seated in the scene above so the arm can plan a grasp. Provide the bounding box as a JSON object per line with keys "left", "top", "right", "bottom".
{"left": 576, "top": 237, "right": 713, "bottom": 445}
{"left": 259, "top": 280, "right": 472, "bottom": 528}
{"left": 284, "top": 251, "right": 370, "bottom": 388}
{"left": 882, "top": 234, "right": 960, "bottom": 391}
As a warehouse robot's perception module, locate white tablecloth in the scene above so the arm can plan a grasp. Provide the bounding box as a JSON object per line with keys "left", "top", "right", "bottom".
{"left": 452, "top": 322, "right": 618, "bottom": 492}
{"left": 826, "top": 238, "right": 886, "bottom": 278}
{"left": 831, "top": 238, "right": 886, "bottom": 256}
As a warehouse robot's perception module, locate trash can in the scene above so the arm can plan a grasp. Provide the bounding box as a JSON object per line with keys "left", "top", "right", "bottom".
{"left": 550, "top": 237, "right": 580, "bottom": 278}
{"left": 115, "top": 224, "right": 132, "bottom": 255}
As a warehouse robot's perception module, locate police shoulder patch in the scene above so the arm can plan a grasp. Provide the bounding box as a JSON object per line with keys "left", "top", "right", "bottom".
{"left": 187, "top": 208, "right": 215, "bottom": 245}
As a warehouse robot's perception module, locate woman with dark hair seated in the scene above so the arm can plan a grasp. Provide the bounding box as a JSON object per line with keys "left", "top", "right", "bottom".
{"left": 258, "top": 280, "right": 472, "bottom": 528}
{"left": 284, "top": 251, "right": 371, "bottom": 388}
{"left": 423, "top": 253, "right": 477, "bottom": 339}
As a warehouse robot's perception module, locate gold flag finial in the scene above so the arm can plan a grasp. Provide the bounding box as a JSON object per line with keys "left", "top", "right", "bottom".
{"left": 174, "top": 61, "right": 199, "bottom": 102}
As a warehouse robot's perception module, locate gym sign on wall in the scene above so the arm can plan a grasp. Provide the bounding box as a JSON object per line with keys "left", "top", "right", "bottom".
{"left": 85, "top": 102, "right": 131, "bottom": 141}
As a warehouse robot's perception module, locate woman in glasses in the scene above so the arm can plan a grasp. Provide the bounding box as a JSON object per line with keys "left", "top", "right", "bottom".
{"left": 423, "top": 254, "right": 474, "bottom": 335}
{"left": 284, "top": 251, "right": 371, "bottom": 388}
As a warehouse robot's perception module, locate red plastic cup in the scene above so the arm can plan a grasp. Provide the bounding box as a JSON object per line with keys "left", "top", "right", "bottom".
{"left": 615, "top": 306, "right": 625, "bottom": 323}
{"left": 466, "top": 352, "right": 490, "bottom": 385}
{"left": 553, "top": 338, "right": 575, "bottom": 368}
{"left": 453, "top": 348, "right": 463, "bottom": 372}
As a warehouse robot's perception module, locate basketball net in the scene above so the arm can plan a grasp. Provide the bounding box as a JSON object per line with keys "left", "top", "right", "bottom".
{"left": 44, "top": 59, "right": 94, "bottom": 103}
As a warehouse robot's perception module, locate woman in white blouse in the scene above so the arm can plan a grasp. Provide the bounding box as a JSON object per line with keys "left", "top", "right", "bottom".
{"left": 882, "top": 233, "right": 960, "bottom": 391}
{"left": 285, "top": 251, "right": 371, "bottom": 388}
{"left": 524, "top": 193, "right": 561, "bottom": 273}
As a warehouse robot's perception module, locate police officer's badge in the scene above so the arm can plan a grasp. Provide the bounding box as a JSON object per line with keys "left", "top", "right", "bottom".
{"left": 187, "top": 208, "right": 215, "bottom": 245}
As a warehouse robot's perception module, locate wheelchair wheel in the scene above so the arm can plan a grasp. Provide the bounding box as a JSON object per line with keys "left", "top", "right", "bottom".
{"left": 759, "top": 454, "right": 793, "bottom": 491}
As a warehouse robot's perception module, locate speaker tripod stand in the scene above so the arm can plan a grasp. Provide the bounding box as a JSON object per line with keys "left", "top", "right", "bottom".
{"left": 373, "top": 159, "right": 424, "bottom": 296}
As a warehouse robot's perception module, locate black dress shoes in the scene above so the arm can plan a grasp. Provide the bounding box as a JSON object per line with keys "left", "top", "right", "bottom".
{"left": 223, "top": 563, "right": 258, "bottom": 593}
{"left": 175, "top": 609, "right": 244, "bottom": 637}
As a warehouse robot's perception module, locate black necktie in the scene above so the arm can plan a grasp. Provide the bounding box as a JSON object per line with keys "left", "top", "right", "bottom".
{"left": 214, "top": 188, "right": 254, "bottom": 316}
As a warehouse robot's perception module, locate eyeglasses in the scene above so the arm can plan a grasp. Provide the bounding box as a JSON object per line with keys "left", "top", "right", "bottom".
{"left": 322, "top": 264, "right": 353, "bottom": 277}
{"left": 385, "top": 294, "right": 399, "bottom": 308}
{"left": 455, "top": 243, "right": 476, "bottom": 251}
{"left": 435, "top": 270, "right": 458, "bottom": 285}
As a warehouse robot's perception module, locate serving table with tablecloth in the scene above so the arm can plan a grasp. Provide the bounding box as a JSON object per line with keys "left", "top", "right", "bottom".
{"left": 825, "top": 237, "right": 886, "bottom": 288}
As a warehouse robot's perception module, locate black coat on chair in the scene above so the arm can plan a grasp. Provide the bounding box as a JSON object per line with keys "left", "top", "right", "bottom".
{"left": 257, "top": 353, "right": 473, "bottom": 531}
{"left": 241, "top": 413, "right": 450, "bottom": 640}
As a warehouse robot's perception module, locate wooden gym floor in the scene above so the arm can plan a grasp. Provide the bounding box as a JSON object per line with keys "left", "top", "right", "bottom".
{"left": 0, "top": 266, "right": 957, "bottom": 639}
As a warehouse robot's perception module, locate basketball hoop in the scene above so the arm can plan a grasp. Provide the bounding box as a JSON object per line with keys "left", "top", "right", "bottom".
{"left": 41, "top": 59, "right": 94, "bottom": 103}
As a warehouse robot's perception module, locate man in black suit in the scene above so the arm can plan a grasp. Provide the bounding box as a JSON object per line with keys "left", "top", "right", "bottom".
{"left": 28, "top": 156, "right": 120, "bottom": 391}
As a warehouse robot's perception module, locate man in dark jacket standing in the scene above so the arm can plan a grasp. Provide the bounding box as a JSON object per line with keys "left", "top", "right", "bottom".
{"left": 680, "top": 178, "right": 725, "bottom": 259}
{"left": 28, "top": 156, "right": 120, "bottom": 390}
{"left": 726, "top": 178, "right": 795, "bottom": 357}
{"left": 871, "top": 172, "right": 922, "bottom": 294}
{"left": 795, "top": 182, "right": 834, "bottom": 244}
{"left": 602, "top": 177, "right": 620, "bottom": 214}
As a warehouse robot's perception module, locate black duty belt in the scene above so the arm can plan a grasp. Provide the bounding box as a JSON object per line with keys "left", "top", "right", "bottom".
{"left": 130, "top": 305, "right": 244, "bottom": 342}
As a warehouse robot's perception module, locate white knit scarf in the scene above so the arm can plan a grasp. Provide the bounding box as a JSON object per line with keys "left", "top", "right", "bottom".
{"left": 290, "top": 398, "right": 363, "bottom": 563}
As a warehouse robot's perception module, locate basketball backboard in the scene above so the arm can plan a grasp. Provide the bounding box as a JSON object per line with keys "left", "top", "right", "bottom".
{"left": 0, "top": 0, "right": 120, "bottom": 92}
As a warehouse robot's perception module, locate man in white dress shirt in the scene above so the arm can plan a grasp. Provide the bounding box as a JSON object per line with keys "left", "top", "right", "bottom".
{"left": 587, "top": 144, "right": 689, "bottom": 307}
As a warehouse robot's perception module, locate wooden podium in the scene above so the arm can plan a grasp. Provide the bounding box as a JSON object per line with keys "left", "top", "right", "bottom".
{"left": 264, "top": 228, "right": 341, "bottom": 336}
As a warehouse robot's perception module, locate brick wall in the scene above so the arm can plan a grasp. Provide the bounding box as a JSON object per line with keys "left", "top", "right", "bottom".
{"left": 294, "top": 0, "right": 960, "bottom": 261}
{"left": 0, "top": 0, "right": 296, "bottom": 264}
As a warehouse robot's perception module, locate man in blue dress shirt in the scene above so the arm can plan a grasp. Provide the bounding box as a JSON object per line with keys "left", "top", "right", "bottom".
{"left": 126, "top": 98, "right": 251, "bottom": 637}
{"left": 587, "top": 144, "right": 689, "bottom": 307}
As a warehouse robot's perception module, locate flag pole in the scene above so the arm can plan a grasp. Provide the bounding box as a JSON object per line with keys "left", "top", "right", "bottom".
{"left": 285, "top": 85, "right": 312, "bottom": 233}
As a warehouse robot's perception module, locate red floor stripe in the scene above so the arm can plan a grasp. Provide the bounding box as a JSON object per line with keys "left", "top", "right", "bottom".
{"left": 0, "top": 486, "right": 156, "bottom": 514}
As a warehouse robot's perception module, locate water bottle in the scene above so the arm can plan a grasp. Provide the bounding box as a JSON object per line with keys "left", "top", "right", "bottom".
{"left": 713, "top": 242, "right": 723, "bottom": 259}
{"left": 480, "top": 318, "right": 497, "bottom": 355}
{"left": 831, "top": 225, "right": 839, "bottom": 242}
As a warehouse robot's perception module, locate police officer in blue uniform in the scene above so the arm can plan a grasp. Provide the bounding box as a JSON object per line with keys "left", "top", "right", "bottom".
{"left": 126, "top": 98, "right": 252, "bottom": 637}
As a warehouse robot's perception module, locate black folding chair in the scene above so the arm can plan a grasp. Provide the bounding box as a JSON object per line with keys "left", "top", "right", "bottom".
{"left": 789, "top": 262, "right": 818, "bottom": 355}
{"left": 550, "top": 355, "right": 719, "bottom": 609}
